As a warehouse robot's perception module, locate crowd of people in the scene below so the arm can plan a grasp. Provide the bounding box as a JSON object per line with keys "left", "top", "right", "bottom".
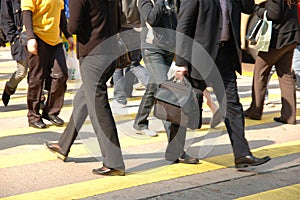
{"left": 1, "top": 0, "right": 300, "bottom": 176}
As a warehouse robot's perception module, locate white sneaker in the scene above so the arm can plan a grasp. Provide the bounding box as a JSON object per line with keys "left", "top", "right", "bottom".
{"left": 111, "top": 100, "right": 126, "bottom": 108}
{"left": 137, "top": 129, "right": 158, "bottom": 137}
{"left": 133, "top": 82, "right": 145, "bottom": 91}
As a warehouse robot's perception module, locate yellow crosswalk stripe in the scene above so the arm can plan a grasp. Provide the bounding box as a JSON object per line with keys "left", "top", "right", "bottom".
{"left": 1, "top": 140, "right": 300, "bottom": 200}
{"left": 1, "top": 107, "right": 299, "bottom": 139}
{"left": 236, "top": 183, "right": 300, "bottom": 200}
{"left": 0, "top": 133, "right": 169, "bottom": 168}
{"left": 0, "top": 161, "right": 224, "bottom": 200}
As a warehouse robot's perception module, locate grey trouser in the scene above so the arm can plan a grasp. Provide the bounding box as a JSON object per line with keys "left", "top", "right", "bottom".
{"left": 5, "top": 60, "right": 27, "bottom": 95}
{"left": 58, "top": 54, "right": 125, "bottom": 170}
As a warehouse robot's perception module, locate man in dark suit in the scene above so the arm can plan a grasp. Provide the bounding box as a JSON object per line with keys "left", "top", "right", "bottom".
{"left": 174, "top": 0, "right": 271, "bottom": 168}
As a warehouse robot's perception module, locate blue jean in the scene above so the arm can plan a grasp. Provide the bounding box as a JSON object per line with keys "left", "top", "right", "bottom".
{"left": 113, "top": 63, "right": 150, "bottom": 105}
{"left": 133, "top": 49, "right": 186, "bottom": 161}
{"left": 133, "top": 49, "right": 174, "bottom": 130}
{"left": 292, "top": 45, "right": 300, "bottom": 88}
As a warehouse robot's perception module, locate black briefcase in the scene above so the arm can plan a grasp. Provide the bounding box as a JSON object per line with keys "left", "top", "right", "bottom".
{"left": 154, "top": 79, "right": 203, "bottom": 129}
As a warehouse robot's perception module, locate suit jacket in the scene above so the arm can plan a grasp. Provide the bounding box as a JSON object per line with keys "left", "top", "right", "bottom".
{"left": 68, "top": 0, "right": 121, "bottom": 58}
{"left": 256, "top": 0, "right": 300, "bottom": 49}
{"left": 175, "top": 0, "right": 255, "bottom": 79}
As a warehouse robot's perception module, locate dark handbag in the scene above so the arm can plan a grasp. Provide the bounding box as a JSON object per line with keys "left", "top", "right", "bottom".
{"left": 246, "top": 17, "right": 263, "bottom": 45}
{"left": 20, "top": 31, "right": 28, "bottom": 46}
{"left": 154, "top": 78, "right": 203, "bottom": 129}
{"left": 0, "top": 28, "right": 7, "bottom": 47}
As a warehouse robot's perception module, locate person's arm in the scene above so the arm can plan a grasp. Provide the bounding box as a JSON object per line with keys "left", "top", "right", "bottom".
{"left": 175, "top": 0, "right": 198, "bottom": 69}
{"left": 255, "top": 0, "right": 285, "bottom": 23}
{"left": 22, "top": 10, "right": 37, "bottom": 55}
{"left": 60, "top": 10, "right": 74, "bottom": 50}
{"left": 68, "top": 0, "right": 83, "bottom": 34}
{"left": 265, "top": 0, "right": 286, "bottom": 23}
{"left": 239, "top": 0, "right": 255, "bottom": 15}
{"left": 60, "top": 10, "right": 72, "bottom": 38}
{"left": 22, "top": 10, "right": 35, "bottom": 39}
{"left": 1, "top": 0, "right": 18, "bottom": 42}
{"left": 138, "top": 0, "right": 165, "bottom": 26}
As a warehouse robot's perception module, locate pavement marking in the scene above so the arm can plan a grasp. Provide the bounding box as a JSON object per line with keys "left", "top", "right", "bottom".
{"left": 0, "top": 161, "right": 225, "bottom": 200}
{"left": 240, "top": 71, "right": 278, "bottom": 78}
{"left": 205, "top": 140, "right": 300, "bottom": 168}
{"left": 236, "top": 183, "right": 300, "bottom": 200}
{"left": 0, "top": 133, "right": 169, "bottom": 168}
{"left": 0, "top": 105, "right": 73, "bottom": 120}
{"left": 0, "top": 92, "right": 145, "bottom": 120}
{"left": 1, "top": 107, "right": 299, "bottom": 139}
{"left": 1, "top": 140, "right": 300, "bottom": 200}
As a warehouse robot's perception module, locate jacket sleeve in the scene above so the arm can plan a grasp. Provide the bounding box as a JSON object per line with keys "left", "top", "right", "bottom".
{"left": 68, "top": 0, "right": 84, "bottom": 34}
{"left": 60, "top": 10, "right": 72, "bottom": 39}
{"left": 138, "top": 0, "right": 165, "bottom": 26}
{"left": 265, "top": 0, "right": 285, "bottom": 23}
{"left": 22, "top": 10, "right": 35, "bottom": 39}
{"left": 255, "top": 0, "right": 285, "bottom": 23}
{"left": 1, "top": 0, "right": 18, "bottom": 42}
{"left": 239, "top": 0, "right": 255, "bottom": 15}
{"left": 175, "top": 0, "right": 198, "bottom": 67}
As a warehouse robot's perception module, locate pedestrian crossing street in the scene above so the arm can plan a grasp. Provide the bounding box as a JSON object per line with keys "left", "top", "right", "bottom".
{"left": 1, "top": 54, "right": 300, "bottom": 199}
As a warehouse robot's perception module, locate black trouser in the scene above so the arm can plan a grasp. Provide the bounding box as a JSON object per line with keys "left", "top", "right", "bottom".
{"left": 191, "top": 39, "right": 251, "bottom": 159}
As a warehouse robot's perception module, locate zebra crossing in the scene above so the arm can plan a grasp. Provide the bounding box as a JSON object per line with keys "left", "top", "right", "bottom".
{"left": 1, "top": 46, "right": 300, "bottom": 199}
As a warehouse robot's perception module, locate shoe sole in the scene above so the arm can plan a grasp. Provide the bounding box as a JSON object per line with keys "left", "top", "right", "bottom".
{"left": 92, "top": 170, "right": 125, "bottom": 176}
{"left": 29, "top": 123, "right": 46, "bottom": 129}
{"left": 136, "top": 132, "right": 158, "bottom": 137}
{"left": 44, "top": 143, "right": 67, "bottom": 161}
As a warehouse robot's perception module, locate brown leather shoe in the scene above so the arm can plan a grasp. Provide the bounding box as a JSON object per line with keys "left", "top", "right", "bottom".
{"left": 174, "top": 153, "right": 200, "bottom": 164}
{"left": 44, "top": 142, "right": 67, "bottom": 161}
{"left": 92, "top": 166, "right": 125, "bottom": 176}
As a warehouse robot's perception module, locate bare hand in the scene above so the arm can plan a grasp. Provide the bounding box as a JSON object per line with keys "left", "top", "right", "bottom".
{"left": 175, "top": 70, "right": 187, "bottom": 80}
{"left": 174, "top": 65, "right": 188, "bottom": 80}
{"left": 67, "top": 36, "right": 75, "bottom": 51}
{"left": 27, "top": 38, "right": 38, "bottom": 55}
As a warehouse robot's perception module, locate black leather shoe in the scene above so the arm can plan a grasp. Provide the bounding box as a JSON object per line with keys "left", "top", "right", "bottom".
{"left": 2, "top": 90, "right": 10, "bottom": 107}
{"left": 174, "top": 153, "right": 200, "bottom": 164}
{"left": 235, "top": 155, "right": 271, "bottom": 168}
{"left": 29, "top": 120, "right": 46, "bottom": 129}
{"left": 44, "top": 142, "right": 67, "bottom": 161}
{"left": 92, "top": 166, "right": 125, "bottom": 176}
{"left": 42, "top": 113, "right": 64, "bottom": 126}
